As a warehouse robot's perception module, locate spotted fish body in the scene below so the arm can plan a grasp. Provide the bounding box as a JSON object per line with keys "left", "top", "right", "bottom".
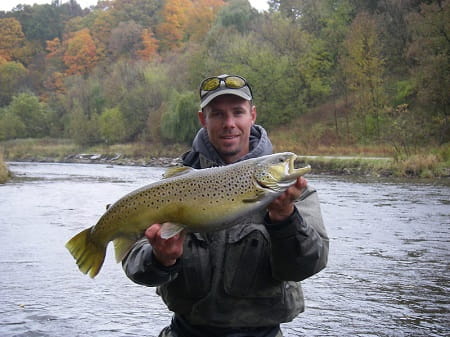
{"left": 65, "top": 152, "right": 311, "bottom": 278}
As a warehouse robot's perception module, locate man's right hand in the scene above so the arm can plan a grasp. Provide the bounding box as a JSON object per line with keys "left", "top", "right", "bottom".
{"left": 145, "top": 223, "right": 185, "bottom": 267}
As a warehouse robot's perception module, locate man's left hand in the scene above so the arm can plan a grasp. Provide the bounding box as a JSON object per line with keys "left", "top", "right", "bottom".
{"left": 267, "top": 177, "right": 307, "bottom": 222}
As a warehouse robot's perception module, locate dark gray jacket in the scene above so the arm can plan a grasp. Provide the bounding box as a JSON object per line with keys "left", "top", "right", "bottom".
{"left": 122, "top": 125, "right": 329, "bottom": 327}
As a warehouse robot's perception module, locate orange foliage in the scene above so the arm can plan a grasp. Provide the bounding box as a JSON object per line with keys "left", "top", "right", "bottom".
{"left": 43, "top": 71, "right": 66, "bottom": 94}
{"left": 46, "top": 38, "right": 62, "bottom": 58}
{"left": 186, "top": 0, "right": 225, "bottom": 41}
{"left": 63, "top": 28, "right": 99, "bottom": 76}
{"left": 156, "top": 0, "right": 193, "bottom": 51}
{"left": 137, "top": 28, "right": 159, "bottom": 60}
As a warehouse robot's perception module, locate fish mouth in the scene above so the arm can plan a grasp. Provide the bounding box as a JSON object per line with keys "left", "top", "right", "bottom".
{"left": 281, "top": 155, "right": 311, "bottom": 182}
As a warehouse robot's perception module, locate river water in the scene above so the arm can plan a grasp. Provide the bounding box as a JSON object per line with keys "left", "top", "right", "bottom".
{"left": 0, "top": 162, "right": 449, "bottom": 337}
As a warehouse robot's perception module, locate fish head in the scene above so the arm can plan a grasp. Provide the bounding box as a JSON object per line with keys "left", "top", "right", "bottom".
{"left": 253, "top": 152, "right": 311, "bottom": 192}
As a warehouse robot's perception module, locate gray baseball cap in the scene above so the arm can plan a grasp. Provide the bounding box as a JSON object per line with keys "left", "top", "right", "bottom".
{"left": 199, "top": 74, "right": 253, "bottom": 109}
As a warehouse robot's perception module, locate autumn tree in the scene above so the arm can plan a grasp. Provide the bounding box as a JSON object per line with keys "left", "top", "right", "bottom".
{"left": 63, "top": 28, "right": 99, "bottom": 75}
{"left": 136, "top": 28, "right": 159, "bottom": 60}
{"left": 185, "top": 0, "right": 225, "bottom": 41}
{"left": 156, "top": 0, "right": 193, "bottom": 51}
{"left": 0, "top": 17, "right": 25, "bottom": 61}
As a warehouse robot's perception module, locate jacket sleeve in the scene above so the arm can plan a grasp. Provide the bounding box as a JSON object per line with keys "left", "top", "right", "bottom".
{"left": 122, "top": 238, "right": 180, "bottom": 287}
{"left": 265, "top": 185, "right": 329, "bottom": 281}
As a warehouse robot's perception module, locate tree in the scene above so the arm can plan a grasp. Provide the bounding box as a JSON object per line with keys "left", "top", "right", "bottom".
{"left": 185, "top": 0, "right": 225, "bottom": 40}
{"left": 63, "top": 28, "right": 99, "bottom": 75}
{"left": 0, "top": 61, "right": 28, "bottom": 106}
{"left": 5, "top": 92, "right": 50, "bottom": 138}
{"left": 0, "top": 108, "right": 26, "bottom": 140}
{"left": 136, "top": 28, "right": 159, "bottom": 60}
{"left": 161, "top": 91, "right": 200, "bottom": 143}
{"left": 407, "top": 0, "right": 450, "bottom": 143}
{"left": 99, "top": 106, "right": 128, "bottom": 143}
{"left": 213, "top": 0, "right": 255, "bottom": 34}
{"left": 11, "top": 2, "right": 83, "bottom": 46}
{"left": 67, "top": 100, "right": 101, "bottom": 146}
{"left": 0, "top": 17, "right": 25, "bottom": 61}
{"left": 340, "top": 11, "right": 386, "bottom": 140}
{"left": 156, "top": 0, "right": 193, "bottom": 51}
{"left": 108, "top": 20, "right": 143, "bottom": 60}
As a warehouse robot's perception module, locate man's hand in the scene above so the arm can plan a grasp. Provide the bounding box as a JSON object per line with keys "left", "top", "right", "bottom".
{"left": 267, "top": 177, "right": 307, "bottom": 222}
{"left": 145, "top": 223, "right": 185, "bottom": 267}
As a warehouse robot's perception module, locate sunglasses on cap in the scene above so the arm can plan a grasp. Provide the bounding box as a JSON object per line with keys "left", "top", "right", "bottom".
{"left": 199, "top": 75, "right": 253, "bottom": 99}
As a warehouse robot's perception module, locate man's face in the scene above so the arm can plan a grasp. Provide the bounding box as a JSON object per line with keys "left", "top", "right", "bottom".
{"left": 198, "top": 94, "right": 257, "bottom": 164}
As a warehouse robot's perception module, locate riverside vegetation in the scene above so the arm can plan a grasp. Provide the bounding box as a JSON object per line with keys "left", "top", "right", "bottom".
{"left": 0, "top": 1, "right": 449, "bottom": 180}
{"left": 1, "top": 134, "right": 449, "bottom": 179}
{"left": 0, "top": 152, "right": 10, "bottom": 183}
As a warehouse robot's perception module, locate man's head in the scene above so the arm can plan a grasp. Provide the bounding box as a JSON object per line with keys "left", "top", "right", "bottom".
{"left": 198, "top": 74, "right": 256, "bottom": 164}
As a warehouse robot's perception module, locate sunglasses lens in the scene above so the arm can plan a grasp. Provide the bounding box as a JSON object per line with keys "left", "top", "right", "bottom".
{"left": 225, "top": 76, "right": 246, "bottom": 89}
{"left": 201, "top": 78, "right": 221, "bottom": 91}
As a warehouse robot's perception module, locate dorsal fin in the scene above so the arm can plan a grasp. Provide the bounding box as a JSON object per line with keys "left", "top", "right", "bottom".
{"left": 163, "top": 166, "right": 195, "bottom": 179}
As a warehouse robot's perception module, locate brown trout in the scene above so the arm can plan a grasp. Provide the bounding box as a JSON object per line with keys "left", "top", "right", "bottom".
{"left": 65, "top": 152, "right": 311, "bottom": 277}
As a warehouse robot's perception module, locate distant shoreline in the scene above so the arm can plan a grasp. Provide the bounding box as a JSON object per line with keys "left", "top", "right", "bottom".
{"left": 7, "top": 153, "right": 450, "bottom": 180}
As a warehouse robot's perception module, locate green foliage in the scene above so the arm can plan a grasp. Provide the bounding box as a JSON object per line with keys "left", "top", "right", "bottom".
{"left": 161, "top": 91, "right": 200, "bottom": 144}
{"left": 393, "top": 80, "right": 414, "bottom": 106}
{"left": 0, "top": 61, "right": 28, "bottom": 107}
{"left": 407, "top": 1, "right": 450, "bottom": 144}
{"left": 0, "top": 93, "right": 50, "bottom": 139}
{"left": 119, "top": 85, "right": 153, "bottom": 141}
{"left": 12, "top": 2, "right": 83, "bottom": 46}
{"left": 0, "top": 108, "right": 26, "bottom": 140}
{"left": 99, "top": 106, "right": 128, "bottom": 144}
{"left": 340, "top": 11, "right": 386, "bottom": 140}
{"left": 68, "top": 104, "right": 101, "bottom": 146}
{"left": 216, "top": 0, "right": 257, "bottom": 33}
{"left": 0, "top": 151, "right": 10, "bottom": 183}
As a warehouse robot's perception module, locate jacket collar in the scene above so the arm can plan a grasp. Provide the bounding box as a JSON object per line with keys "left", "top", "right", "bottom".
{"left": 182, "top": 125, "right": 273, "bottom": 169}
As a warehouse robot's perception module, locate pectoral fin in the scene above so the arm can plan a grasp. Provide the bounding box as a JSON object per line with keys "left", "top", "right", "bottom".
{"left": 243, "top": 189, "right": 267, "bottom": 203}
{"left": 160, "top": 222, "right": 185, "bottom": 239}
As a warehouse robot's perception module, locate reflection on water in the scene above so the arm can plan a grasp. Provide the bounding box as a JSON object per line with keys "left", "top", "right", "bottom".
{"left": 0, "top": 162, "right": 449, "bottom": 337}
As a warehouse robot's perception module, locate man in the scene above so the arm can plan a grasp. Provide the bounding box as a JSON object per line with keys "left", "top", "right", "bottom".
{"left": 123, "top": 74, "right": 329, "bottom": 336}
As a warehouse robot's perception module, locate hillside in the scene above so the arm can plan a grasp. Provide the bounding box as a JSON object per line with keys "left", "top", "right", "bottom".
{"left": 0, "top": 0, "right": 448, "bottom": 173}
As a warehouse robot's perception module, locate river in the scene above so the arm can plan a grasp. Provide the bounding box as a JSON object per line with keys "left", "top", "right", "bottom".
{"left": 0, "top": 162, "right": 449, "bottom": 337}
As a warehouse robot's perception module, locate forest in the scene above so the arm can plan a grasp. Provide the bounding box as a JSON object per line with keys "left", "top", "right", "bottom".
{"left": 0, "top": 0, "right": 448, "bottom": 160}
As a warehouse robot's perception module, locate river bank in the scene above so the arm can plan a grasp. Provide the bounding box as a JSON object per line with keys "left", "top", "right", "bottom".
{"left": 1, "top": 138, "right": 449, "bottom": 179}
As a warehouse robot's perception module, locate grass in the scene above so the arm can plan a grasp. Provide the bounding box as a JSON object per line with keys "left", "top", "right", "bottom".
{"left": 0, "top": 151, "right": 10, "bottom": 183}
{"left": 1, "top": 138, "right": 449, "bottom": 178}
{"left": 0, "top": 138, "right": 189, "bottom": 162}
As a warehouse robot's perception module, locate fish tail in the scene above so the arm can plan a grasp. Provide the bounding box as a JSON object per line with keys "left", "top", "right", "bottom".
{"left": 65, "top": 227, "right": 106, "bottom": 278}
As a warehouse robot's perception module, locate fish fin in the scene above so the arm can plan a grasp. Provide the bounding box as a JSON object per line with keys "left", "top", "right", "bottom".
{"left": 243, "top": 189, "right": 266, "bottom": 202}
{"left": 65, "top": 227, "right": 106, "bottom": 278}
{"left": 113, "top": 236, "right": 138, "bottom": 263}
{"left": 163, "top": 166, "right": 194, "bottom": 178}
{"left": 160, "top": 222, "right": 185, "bottom": 239}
